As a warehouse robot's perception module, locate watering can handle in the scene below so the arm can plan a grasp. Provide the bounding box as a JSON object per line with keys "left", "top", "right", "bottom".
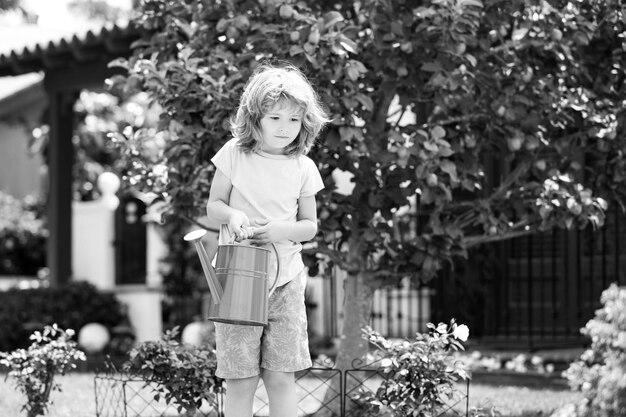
{"left": 220, "top": 224, "right": 280, "bottom": 294}
{"left": 268, "top": 243, "right": 280, "bottom": 295}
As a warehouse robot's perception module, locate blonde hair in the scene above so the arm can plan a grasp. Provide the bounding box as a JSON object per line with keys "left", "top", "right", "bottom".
{"left": 230, "top": 63, "right": 329, "bottom": 156}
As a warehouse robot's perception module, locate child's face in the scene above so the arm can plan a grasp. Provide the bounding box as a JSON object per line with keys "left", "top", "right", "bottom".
{"left": 258, "top": 99, "right": 303, "bottom": 155}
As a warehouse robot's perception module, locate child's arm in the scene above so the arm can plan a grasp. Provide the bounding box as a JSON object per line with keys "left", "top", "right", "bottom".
{"left": 249, "top": 195, "right": 318, "bottom": 244}
{"left": 206, "top": 168, "right": 253, "bottom": 241}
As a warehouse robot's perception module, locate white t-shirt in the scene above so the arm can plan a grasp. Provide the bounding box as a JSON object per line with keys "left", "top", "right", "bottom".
{"left": 211, "top": 138, "right": 324, "bottom": 287}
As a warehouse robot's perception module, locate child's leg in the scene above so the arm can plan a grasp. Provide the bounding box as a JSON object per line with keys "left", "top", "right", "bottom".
{"left": 262, "top": 369, "right": 297, "bottom": 417}
{"left": 224, "top": 376, "right": 260, "bottom": 417}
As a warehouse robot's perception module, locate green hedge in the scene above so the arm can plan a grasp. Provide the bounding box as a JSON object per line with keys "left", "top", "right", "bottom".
{"left": 0, "top": 281, "right": 125, "bottom": 352}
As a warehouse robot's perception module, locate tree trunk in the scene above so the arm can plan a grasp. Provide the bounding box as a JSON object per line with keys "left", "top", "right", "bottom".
{"left": 315, "top": 271, "right": 375, "bottom": 417}
{"left": 334, "top": 271, "right": 375, "bottom": 371}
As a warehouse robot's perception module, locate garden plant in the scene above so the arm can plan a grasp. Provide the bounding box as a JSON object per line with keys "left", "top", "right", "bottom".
{"left": 122, "top": 326, "right": 221, "bottom": 417}
{"left": 354, "top": 320, "right": 471, "bottom": 417}
{"left": 563, "top": 283, "right": 626, "bottom": 417}
{"left": 0, "top": 324, "right": 86, "bottom": 417}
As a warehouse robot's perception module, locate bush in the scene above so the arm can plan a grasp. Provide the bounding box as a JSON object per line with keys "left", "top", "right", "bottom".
{"left": 0, "top": 191, "right": 47, "bottom": 275}
{"left": 123, "top": 327, "right": 221, "bottom": 415}
{"left": 563, "top": 283, "right": 626, "bottom": 417}
{"left": 353, "top": 320, "right": 470, "bottom": 417}
{"left": 0, "top": 281, "right": 125, "bottom": 352}
{"left": 0, "top": 324, "right": 86, "bottom": 417}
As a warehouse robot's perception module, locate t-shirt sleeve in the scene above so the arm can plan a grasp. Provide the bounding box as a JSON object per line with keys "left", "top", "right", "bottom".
{"left": 300, "top": 157, "right": 324, "bottom": 197}
{"left": 210, "top": 138, "right": 237, "bottom": 179}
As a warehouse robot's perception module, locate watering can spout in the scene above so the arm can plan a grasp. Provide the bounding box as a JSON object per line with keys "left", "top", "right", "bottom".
{"left": 183, "top": 229, "right": 223, "bottom": 305}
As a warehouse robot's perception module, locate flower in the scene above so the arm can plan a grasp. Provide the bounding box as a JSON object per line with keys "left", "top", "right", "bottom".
{"left": 453, "top": 324, "right": 470, "bottom": 341}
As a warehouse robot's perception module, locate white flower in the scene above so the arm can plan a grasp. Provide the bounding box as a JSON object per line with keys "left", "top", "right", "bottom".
{"left": 380, "top": 358, "right": 393, "bottom": 367}
{"left": 452, "top": 324, "right": 470, "bottom": 342}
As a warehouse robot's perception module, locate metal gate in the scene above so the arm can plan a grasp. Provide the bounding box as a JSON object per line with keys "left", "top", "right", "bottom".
{"left": 434, "top": 206, "right": 626, "bottom": 349}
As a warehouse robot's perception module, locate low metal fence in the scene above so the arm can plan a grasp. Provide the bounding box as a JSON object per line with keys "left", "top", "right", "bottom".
{"left": 95, "top": 360, "right": 469, "bottom": 417}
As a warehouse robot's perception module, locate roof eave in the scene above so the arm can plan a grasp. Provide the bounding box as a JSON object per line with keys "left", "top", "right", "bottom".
{"left": 0, "top": 23, "right": 143, "bottom": 77}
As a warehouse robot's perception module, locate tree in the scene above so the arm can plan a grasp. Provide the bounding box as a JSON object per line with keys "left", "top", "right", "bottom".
{"left": 108, "top": 0, "right": 625, "bottom": 377}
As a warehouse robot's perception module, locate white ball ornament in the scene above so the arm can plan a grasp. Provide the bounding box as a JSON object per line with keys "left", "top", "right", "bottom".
{"left": 78, "top": 323, "right": 110, "bottom": 354}
{"left": 182, "top": 321, "right": 205, "bottom": 347}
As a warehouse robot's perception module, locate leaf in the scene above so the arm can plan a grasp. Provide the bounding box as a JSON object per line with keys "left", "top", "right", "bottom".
{"left": 439, "top": 160, "right": 458, "bottom": 182}
{"left": 323, "top": 11, "right": 344, "bottom": 28}
{"left": 339, "top": 126, "right": 364, "bottom": 142}
{"left": 355, "top": 94, "right": 374, "bottom": 111}
{"left": 512, "top": 27, "right": 529, "bottom": 41}
{"left": 421, "top": 62, "right": 442, "bottom": 72}
{"left": 290, "top": 45, "right": 304, "bottom": 56}
{"left": 459, "top": 0, "right": 483, "bottom": 7}
{"left": 338, "top": 35, "right": 358, "bottom": 54}
{"left": 431, "top": 126, "right": 446, "bottom": 139}
{"left": 345, "top": 59, "right": 368, "bottom": 81}
{"left": 108, "top": 57, "right": 128, "bottom": 69}
{"left": 423, "top": 141, "right": 439, "bottom": 152}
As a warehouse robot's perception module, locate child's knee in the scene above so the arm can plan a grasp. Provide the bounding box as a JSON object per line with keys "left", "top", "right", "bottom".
{"left": 226, "top": 376, "right": 259, "bottom": 398}
{"left": 262, "top": 370, "right": 294, "bottom": 392}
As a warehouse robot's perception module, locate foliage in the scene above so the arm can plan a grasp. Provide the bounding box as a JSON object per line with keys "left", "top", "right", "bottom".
{"left": 352, "top": 320, "right": 470, "bottom": 416}
{"left": 563, "top": 283, "right": 626, "bottom": 417}
{"left": 0, "top": 280, "right": 125, "bottom": 352}
{"left": 123, "top": 326, "right": 221, "bottom": 414}
{"left": 107, "top": 0, "right": 626, "bottom": 366}
{"left": 0, "top": 191, "right": 47, "bottom": 275}
{"left": 72, "top": 90, "right": 162, "bottom": 201}
{"left": 108, "top": 0, "right": 621, "bottom": 278}
{"left": 0, "top": 324, "right": 86, "bottom": 417}
{"left": 31, "top": 90, "right": 160, "bottom": 202}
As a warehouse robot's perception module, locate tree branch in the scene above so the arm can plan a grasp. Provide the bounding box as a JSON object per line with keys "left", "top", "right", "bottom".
{"left": 489, "top": 159, "right": 532, "bottom": 201}
{"left": 463, "top": 228, "right": 534, "bottom": 248}
{"left": 428, "top": 113, "right": 490, "bottom": 127}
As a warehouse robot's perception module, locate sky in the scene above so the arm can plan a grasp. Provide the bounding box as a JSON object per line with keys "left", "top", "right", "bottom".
{"left": 21, "top": 0, "right": 132, "bottom": 29}
{"left": 0, "top": 0, "right": 133, "bottom": 99}
{"left": 0, "top": 0, "right": 133, "bottom": 54}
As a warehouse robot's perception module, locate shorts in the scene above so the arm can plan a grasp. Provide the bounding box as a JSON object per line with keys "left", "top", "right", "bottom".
{"left": 214, "top": 271, "right": 312, "bottom": 379}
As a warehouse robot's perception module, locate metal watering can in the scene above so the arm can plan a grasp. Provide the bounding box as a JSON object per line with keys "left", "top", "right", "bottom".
{"left": 184, "top": 225, "right": 279, "bottom": 326}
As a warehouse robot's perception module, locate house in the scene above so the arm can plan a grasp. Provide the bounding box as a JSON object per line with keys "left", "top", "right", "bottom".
{"left": 0, "top": 20, "right": 141, "bottom": 286}
{"left": 0, "top": 20, "right": 170, "bottom": 344}
{"left": 0, "top": 73, "right": 46, "bottom": 199}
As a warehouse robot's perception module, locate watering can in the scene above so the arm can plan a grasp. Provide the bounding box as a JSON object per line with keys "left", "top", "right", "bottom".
{"left": 183, "top": 225, "right": 280, "bottom": 326}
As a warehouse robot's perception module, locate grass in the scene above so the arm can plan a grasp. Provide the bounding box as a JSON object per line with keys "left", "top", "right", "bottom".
{"left": 0, "top": 372, "right": 582, "bottom": 417}
{"left": 466, "top": 384, "right": 580, "bottom": 416}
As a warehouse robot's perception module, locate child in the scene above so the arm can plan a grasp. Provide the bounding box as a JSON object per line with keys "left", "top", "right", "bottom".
{"left": 205, "top": 62, "right": 329, "bottom": 417}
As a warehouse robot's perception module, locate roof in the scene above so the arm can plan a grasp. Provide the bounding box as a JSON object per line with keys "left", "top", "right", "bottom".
{"left": 0, "top": 22, "right": 141, "bottom": 77}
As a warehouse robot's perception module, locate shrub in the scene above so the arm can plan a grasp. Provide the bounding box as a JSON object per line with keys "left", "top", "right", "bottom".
{"left": 563, "top": 283, "right": 626, "bottom": 417}
{"left": 353, "top": 320, "right": 470, "bottom": 417}
{"left": 0, "top": 191, "right": 47, "bottom": 276}
{"left": 0, "top": 324, "right": 86, "bottom": 417}
{"left": 123, "top": 327, "right": 221, "bottom": 415}
{"left": 0, "top": 280, "right": 125, "bottom": 351}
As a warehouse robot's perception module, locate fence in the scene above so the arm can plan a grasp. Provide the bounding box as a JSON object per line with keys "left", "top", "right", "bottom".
{"left": 94, "top": 360, "right": 469, "bottom": 417}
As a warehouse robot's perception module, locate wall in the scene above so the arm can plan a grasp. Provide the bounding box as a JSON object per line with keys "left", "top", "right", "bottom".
{"left": 0, "top": 77, "right": 46, "bottom": 199}
{"left": 72, "top": 173, "right": 165, "bottom": 343}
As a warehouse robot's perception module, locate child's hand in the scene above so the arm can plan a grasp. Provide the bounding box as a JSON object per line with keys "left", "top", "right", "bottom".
{"left": 248, "top": 219, "right": 289, "bottom": 244}
{"left": 227, "top": 211, "right": 253, "bottom": 242}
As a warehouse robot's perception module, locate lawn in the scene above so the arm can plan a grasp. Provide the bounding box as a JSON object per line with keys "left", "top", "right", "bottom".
{"left": 0, "top": 372, "right": 582, "bottom": 417}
